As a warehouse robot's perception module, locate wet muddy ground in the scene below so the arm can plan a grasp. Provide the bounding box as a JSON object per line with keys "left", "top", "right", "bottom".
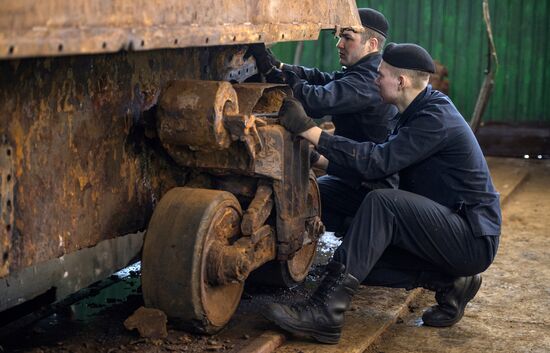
{"left": 0, "top": 233, "right": 341, "bottom": 353}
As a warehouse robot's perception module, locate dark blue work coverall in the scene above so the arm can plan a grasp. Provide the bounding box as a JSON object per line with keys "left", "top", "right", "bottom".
{"left": 316, "top": 85, "right": 501, "bottom": 287}
{"left": 282, "top": 53, "right": 398, "bottom": 233}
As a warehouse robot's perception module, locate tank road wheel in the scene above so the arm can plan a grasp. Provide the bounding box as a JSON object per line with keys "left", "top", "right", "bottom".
{"left": 142, "top": 187, "right": 244, "bottom": 334}
{"left": 251, "top": 173, "right": 321, "bottom": 287}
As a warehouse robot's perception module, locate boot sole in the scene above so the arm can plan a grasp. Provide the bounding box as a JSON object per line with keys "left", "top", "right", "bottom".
{"left": 263, "top": 310, "right": 341, "bottom": 344}
{"left": 423, "top": 275, "right": 482, "bottom": 327}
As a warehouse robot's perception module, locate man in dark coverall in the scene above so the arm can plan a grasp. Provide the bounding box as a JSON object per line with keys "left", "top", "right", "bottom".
{"left": 248, "top": 8, "right": 398, "bottom": 236}
{"left": 264, "top": 43, "right": 501, "bottom": 344}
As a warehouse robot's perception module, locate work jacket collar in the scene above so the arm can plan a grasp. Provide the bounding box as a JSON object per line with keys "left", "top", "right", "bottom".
{"left": 343, "top": 51, "right": 380, "bottom": 71}
{"left": 393, "top": 85, "right": 432, "bottom": 132}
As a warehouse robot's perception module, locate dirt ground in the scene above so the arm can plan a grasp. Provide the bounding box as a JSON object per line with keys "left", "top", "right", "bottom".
{"left": 366, "top": 159, "right": 550, "bottom": 353}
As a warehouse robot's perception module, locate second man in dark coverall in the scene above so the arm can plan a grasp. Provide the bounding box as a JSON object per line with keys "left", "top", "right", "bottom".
{"left": 265, "top": 43, "right": 501, "bottom": 345}
{"left": 248, "top": 8, "right": 398, "bottom": 235}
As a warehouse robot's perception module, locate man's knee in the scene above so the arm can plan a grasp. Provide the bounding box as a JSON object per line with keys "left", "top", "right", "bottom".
{"left": 362, "top": 188, "right": 401, "bottom": 208}
{"left": 318, "top": 175, "right": 338, "bottom": 199}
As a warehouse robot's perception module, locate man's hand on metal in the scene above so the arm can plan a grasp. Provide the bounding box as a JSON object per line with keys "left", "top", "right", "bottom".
{"left": 278, "top": 97, "right": 316, "bottom": 134}
{"left": 282, "top": 70, "right": 301, "bottom": 88}
{"left": 245, "top": 43, "right": 281, "bottom": 74}
{"left": 266, "top": 47, "right": 282, "bottom": 69}
{"left": 310, "top": 149, "right": 321, "bottom": 166}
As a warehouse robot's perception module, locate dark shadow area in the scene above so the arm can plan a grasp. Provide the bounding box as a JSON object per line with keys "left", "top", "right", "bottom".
{"left": 477, "top": 122, "right": 550, "bottom": 159}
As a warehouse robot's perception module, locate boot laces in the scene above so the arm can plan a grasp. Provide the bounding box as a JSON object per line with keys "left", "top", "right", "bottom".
{"left": 291, "top": 273, "right": 345, "bottom": 310}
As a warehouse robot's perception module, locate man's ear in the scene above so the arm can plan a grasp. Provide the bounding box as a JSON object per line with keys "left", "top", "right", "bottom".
{"left": 398, "top": 75, "right": 405, "bottom": 90}
{"left": 368, "top": 37, "right": 379, "bottom": 51}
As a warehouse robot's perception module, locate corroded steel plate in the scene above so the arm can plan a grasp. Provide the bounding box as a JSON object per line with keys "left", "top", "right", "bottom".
{"left": 0, "top": 0, "right": 361, "bottom": 59}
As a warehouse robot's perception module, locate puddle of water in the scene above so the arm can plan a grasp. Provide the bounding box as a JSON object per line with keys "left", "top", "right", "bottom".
{"left": 413, "top": 317, "right": 424, "bottom": 327}
{"left": 314, "top": 232, "right": 342, "bottom": 265}
{"left": 68, "top": 262, "right": 142, "bottom": 321}
{"left": 27, "top": 234, "right": 341, "bottom": 325}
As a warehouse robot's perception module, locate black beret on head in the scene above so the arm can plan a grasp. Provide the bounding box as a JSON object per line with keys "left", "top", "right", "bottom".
{"left": 382, "top": 43, "right": 436, "bottom": 73}
{"left": 358, "top": 8, "right": 389, "bottom": 37}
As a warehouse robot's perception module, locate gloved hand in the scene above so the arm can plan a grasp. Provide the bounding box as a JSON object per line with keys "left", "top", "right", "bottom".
{"left": 265, "top": 67, "right": 285, "bottom": 84}
{"left": 245, "top": 43, "right": 280, "bottom": 74}
{"left": 266, "top": 47, "right": 282, "bottom": 69}
{"left": 283, "top": 70, "right": 302, "bottom": 88}
{"left": 310, "top": 149, "right": 321, "bottom": 166}
{"left": 278, "top": 97, "right": 316, "bottom": 134}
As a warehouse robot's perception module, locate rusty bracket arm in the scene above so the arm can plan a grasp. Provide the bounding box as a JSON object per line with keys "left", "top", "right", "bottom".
{"left": 241, "top": 181, "right": 273, "bottom": 235}
{"left": 206, "top": 225, "right": 276, "bottom": 285}
{"left": 223, "top": 114, "right": 264, "bottom": 159}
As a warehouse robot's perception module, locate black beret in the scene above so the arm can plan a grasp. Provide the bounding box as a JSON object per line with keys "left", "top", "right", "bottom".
{"left": 382, "top": 43, "right": 436, "bottom": 73}
{"left": 358, "top": 8, "right": 389, "bottom": 38}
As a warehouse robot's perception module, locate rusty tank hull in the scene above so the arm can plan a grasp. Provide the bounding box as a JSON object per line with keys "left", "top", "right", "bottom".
{"left": 0, "top": 0, "right": 361, "bottom": 321}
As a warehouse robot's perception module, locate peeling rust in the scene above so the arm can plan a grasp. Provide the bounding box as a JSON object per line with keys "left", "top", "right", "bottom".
{"left": 206, "top": 224, "right": 276, "bottom": 286}
{"left": 157, "top": 80, "right": 238, "bottom": 151}
{"left": 0, "top": 137, "right": 14, "bottom": 277}
{"left": 0, "top": 0, "right": 362, "bottom": 60}
{"left": 241, "top": 181, "right": 273, "bottom": 235}
{"left": 155, "top": 79, "right": 317, "bottom": 261}
{"left": 0, "top": 47, "right": 251, "bottom": 274}
{"left": 233, "top": 83, "right": 291, "bottom": 115}
{"left": 1, "top": 0, "right": 355, "bottom": 323}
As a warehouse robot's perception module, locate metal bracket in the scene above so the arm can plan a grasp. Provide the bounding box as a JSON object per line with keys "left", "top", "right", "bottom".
{"left": 224, "top": 58, "right": 258, "bottom": 83}
{"left": 0, "top": 135, "right": 14, "bottom": 278}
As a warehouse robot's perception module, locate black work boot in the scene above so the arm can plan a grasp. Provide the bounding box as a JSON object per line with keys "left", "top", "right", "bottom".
{"left": 422, "top": 274, "right": 482, "bottom": 327}
{"left": 264, "top": 262, "right": 359, "bottom": 344}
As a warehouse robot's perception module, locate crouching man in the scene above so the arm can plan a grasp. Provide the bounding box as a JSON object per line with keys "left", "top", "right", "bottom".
{"left": 265, "top": 43, "right": 501, "bottom": 344}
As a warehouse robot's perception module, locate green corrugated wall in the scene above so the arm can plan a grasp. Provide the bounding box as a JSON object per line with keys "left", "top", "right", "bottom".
{"left": 272, "top": 0, "right": 549, "bottom": 123}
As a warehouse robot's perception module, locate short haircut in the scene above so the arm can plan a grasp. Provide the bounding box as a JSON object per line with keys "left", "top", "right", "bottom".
{"left": 391, "top": 66, "right": 430, "bottom": 89}
{"left": 360, "top": 28, "right": 386, "bottom": 50}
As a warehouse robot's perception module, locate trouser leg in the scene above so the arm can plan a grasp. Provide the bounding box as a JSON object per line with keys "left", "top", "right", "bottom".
{"left": 317, "top": 175, "right": 369, "bottom": 233}
{"left": 333, "top": 189, "right": 498, "bottom": 284}
{"left": 361, "top": 246, "right": 447, "bottom": 289}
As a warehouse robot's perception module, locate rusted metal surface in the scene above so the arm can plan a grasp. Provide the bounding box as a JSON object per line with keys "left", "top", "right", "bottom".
{"left": 246, "top": 172, "right": 321, "bottom": 286}
{"left": 241, "top": 181, "right": 273, "bottom": 235}
{"left": 157, "top": 80, "right": 238, "bottom": 151}
{"left": 0, "top": 137, "right": 14, "bottom": 277}
{"left": 271, "top": 137, "right": 310, "bottom": 259}
{"left": 224, "top": 114, "right": 265, "bottom": 159}
{"left": 0, "top": 231, "right": 143, "bottom": 312}
{"left": 233, "top": 83, "right": 291, "bottom": 115}
{"left": 0, "top": 46, "right": 255, "bottom": 275}
{"left": 285, "top": 172, "right": 322, "bottom": 282}
{"left": 153, "top": 78, "right": 323, "bottom": 296}
{"left": 155, "top": 80, "right": 319, "bottom": 259}
{"left": 158, "top": 80, "right": 291, "bottom": 179}
{"left": 142, "top": 187, "right": 245, "bottom": 334}
{"left": 0, "top": 0, "right": 361, "bottom": 60}
{"left": 207, "top": 224, "right": 276, "bottom": 285}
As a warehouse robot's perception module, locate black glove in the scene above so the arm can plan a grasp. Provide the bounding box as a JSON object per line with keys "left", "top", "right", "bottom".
{"left": 245, "top": 43, "right": 277, "bottom": 74}
{"left": 283, "top": 70, "right": 302, "bottom": 88}
{"left": 266, "top": 47, "right": 282, "bottom": 68}
{"left": 310, "top": 149, "right": 321, "bottom": 166}
{"left": 278, "top": 97, "right": 316, "bottom": 134}
{"left": 265, "top": 67, "right": 285, "bottom": 84}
